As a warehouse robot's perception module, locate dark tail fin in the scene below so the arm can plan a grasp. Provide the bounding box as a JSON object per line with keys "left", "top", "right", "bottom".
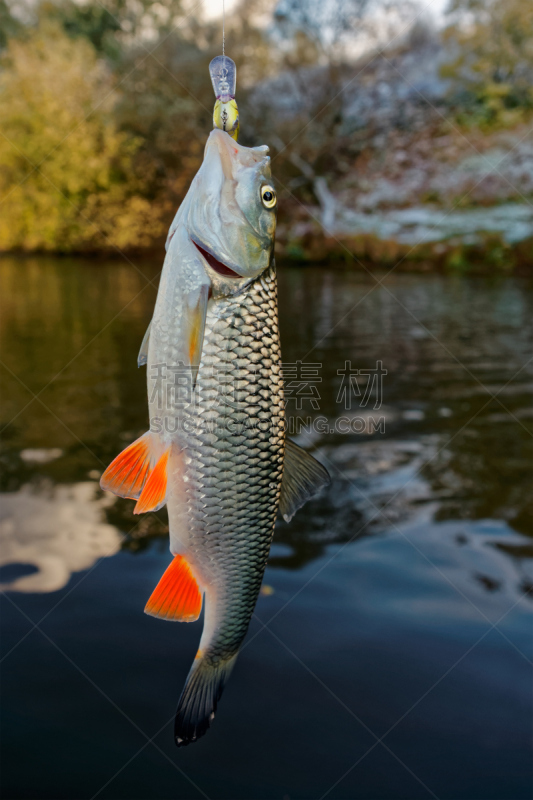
{"left": 174, "top": 654, "right": 237, "bottom": 746}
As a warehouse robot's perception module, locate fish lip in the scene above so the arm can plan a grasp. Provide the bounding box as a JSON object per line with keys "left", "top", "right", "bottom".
{"left": 191, "top": 237, "right": 242, "bottom": 278}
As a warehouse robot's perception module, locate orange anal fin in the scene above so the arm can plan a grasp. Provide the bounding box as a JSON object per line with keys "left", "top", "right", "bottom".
{"left": 134, "top": 449, "right": 169, "bottom": 514}
{"left": 145, "top": 555, "right": 202, "bottom": 622}
{"left": 100, "top": 433, "right": 152, "bottom": 500}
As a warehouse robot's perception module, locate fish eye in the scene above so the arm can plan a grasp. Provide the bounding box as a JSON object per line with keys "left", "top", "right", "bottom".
{"left": 261, "top": 185, "right": 276, "bottom": 209}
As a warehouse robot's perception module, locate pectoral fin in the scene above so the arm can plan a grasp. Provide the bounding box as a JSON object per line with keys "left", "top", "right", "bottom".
{"left": 184, "top": 283, "right": 209, "bottom": 388}
{"left": 279, "top": 439, "right": 330, "bottom": 522}
{"left": 162, "top": 221, "right": 211, "bottom": 389}
{"left": 137, "top": 320, "right": 151, "bottom": 367}
{"left": 137, "top": 287, "right": 208, "bottom": 380}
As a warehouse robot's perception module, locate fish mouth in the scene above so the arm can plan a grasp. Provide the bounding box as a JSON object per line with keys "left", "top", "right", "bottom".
{"left": 192, "top": 240, "right": 241, "bottom": 278}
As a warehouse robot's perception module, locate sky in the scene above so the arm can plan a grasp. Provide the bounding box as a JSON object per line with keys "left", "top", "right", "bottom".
{"left": 203, "top": 0, "right": 239, "bottom": 19}
{"left": 203, "top": 0, "right": 450, "bottom": 26}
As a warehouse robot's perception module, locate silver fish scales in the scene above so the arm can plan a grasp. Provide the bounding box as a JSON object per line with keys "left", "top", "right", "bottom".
{"left": 101, "top": 130, "right": 329, "bottom": 746}
{"left": 173, "top": 266, "right": 284, "bottom": 742}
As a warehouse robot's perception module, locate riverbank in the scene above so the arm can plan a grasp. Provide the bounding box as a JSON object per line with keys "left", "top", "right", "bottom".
{"left": 3, "top": 219, "right": 531, "bottom": 274}
{"left": 274, "top": 112, "right": 533, "bottom": 273}
{"left": 276, "top": 201, "right": 533, "bottom": 273}
{"left": 1, "top": 16, "right": 531, "bottom": 273}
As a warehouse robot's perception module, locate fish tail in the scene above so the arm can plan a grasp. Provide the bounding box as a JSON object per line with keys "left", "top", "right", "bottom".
{"left": 174, "top": 652, "right": 238, "bottom": 746}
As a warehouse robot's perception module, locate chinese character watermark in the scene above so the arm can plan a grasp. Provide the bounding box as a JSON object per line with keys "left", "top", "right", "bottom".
{"left": 282, "top": 361, "right": 322, "bottom": 410}
{"left": 147, "top": 358, "right": 388, "bottom": 436}
{"left": 336, "top": 360, "right": 387, "bottom": 410}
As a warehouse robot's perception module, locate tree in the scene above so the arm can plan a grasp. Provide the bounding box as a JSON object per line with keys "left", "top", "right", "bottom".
{"left": 273, "top": 0, "right": 371, "bottom": 64}
{"left": 0, "top": 0, "right": 21, "bottom": 50}
{"left": 0, "top": 23, "right": 165, "bottom": 252}
{"left": 35, "top": 0, "right": 189, "bottom": 58}
{"left": 442, "top": 0, "right": 533, "bottom": 126}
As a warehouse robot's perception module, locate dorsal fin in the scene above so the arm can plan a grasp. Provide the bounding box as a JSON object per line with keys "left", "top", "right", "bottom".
{"left": 279, "top": 439, "right": 330, "bottom": 522}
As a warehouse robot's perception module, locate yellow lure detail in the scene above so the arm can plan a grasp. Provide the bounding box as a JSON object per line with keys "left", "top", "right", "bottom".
{"left": 213, "top": 98, "right": 239, "bottom": 141}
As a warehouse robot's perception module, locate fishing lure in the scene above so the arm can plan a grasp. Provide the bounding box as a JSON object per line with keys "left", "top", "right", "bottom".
{"left": 210, "top": 55, "right": 239, "bottom": 141}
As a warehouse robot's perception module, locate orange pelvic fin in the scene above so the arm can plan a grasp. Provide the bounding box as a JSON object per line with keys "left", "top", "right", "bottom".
{"left": 134, "top": 448, "right": 170, "bottom": 514}
{"left": 145, "top": 555, "right": 202, "bottom": 622}
{"left": 100, "top": 432, "right": 155, "bottom": 500}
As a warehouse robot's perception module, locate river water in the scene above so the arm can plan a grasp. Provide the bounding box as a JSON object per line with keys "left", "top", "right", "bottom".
{"left": 1, "top": 256, "right": 532, "bottom": 799}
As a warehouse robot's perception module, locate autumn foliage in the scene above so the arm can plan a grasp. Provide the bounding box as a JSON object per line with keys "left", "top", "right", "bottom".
{"left": 0, "top": 23, "right": 168, "bottom": 252}
{"left": 0, "top": 0, "right": 531, "bottom": 254}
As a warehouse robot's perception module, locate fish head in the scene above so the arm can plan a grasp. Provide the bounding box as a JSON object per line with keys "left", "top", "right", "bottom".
{"left": 159, "top": 130, "right": 277, "bottom": 387}
{"left": 187, "top": 128, "right": 277, "bottom": 296}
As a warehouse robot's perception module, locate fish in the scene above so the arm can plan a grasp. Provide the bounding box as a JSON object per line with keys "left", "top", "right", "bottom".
{"left": 100, "top": 128, "right": 330, "bottom": 746}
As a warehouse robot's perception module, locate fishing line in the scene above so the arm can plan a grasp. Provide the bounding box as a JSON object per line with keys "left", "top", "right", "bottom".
{"left": 209, "top": 2, "right": 238, "bottom": 140}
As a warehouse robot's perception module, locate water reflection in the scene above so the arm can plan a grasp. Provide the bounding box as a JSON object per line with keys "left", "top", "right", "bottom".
{"left": 275, "top": 268, "right": 532, "bottom": 579}
{"left": 0, "top": 256, "right": 531, "bottom": 591}
{"left": 0, "top": 481, "right": 121, "bottom": 592}
{"left": 1, "top": 256, "right": 532, "bottom": 799}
